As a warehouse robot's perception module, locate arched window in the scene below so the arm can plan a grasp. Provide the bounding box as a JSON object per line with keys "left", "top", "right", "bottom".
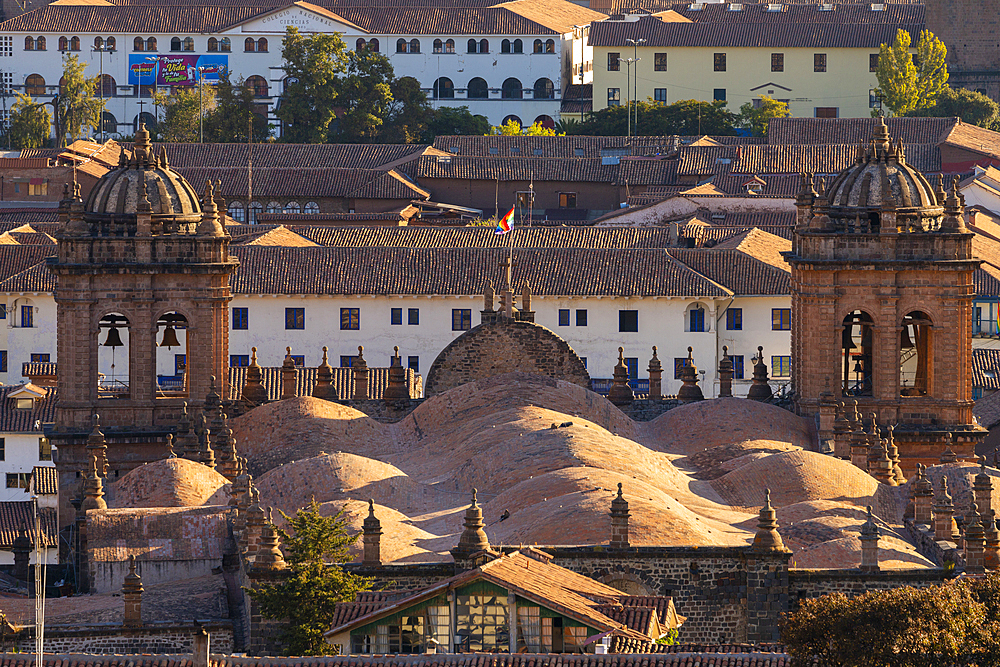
{"left": 70, "top": 36, "right": 80, "bottom": 51}
{"left": 146, "top": 37, "right": 157, "bottom": 51}
{"left": 171, "top": 37, "right": 182, "bottom": 51}
{"left": 545, "top": 38, "right": 555, "bottom": 53}
{"left": 58, "top": 75, "right": 66, "bottom": 95}
{"left": 396, "top": 38, "right": 407, "bottom": 53}
{"left": 433, "top": 39, "right": 443, "bottom": 53}
{"left": 257, "top": 38, "right": 268, "bottom": 52}
{"left": 356, "top": 38, "right": 367, "bottom": 51}
{"left": 183, "top": 37, "right": 194, "bottom": 51}
{"left": 284, "top": 201, "right": 301, "bottom": 214}
{"left": 208, "top": 37, "right": 219, "bottom": 52}
{"left": 842, "top": 310, "right": 874, "bottom": 396}
{"left": 24, "top": 37, "right": 34, "bottom": 51}
{"left": 445, "top": 39, "right": 455, "bottom": 53}
{"left": 501, "top": 38, "right": 511, "bottom": 53}
{"left": 468, "top": 38, "right": 478, "bottom": 54}
{"left": 304, "top": 202, "right": 320, "bottom": 214}
{"left": 686, "top": 303, "right": 707, "bottom": 332}
{"left": 433, "top": 77, "right": 454, "bottom": 99}
{"left": 58, "top": 36, "right": 68, "bottom": 51}
{"left": 248, "top": 201, "right": 263, "bottom": 223}
{"left": 98, "top": 313, "right": 131, "bottom": 400}
{"left": 479, "top": 38, "right": 488, "bottom": 53}
{"left": 900, "top": 311, "right": 932, "bottom": 397}
{"left": 533, "top": 39, "right": 543, "bottom": 54}
{"left": 133, "top": 112, "right": 156, "bottom": 131}
{"left": 228, "top": 201, "right": 245, "bottom": 222}
{"left": 266, "top": 201, "right": 281, "bottom": 213}
{"left": 246, "top": 75, "right": 268, "bottom": 98}
{"left": 25, "top": 74, "right": 45, "bottom": 97}
{"left": 502, "top": 114, "right": 522, "bottom": 127}
{"left": 368, "top": 38, "right": 379, "bottom": 52}
{"left": 99, "top": 74, "right": 116, "bottom": 97}
{"left": 409, "top": 38, "right": 420, "bottom": 53}
{"left": 220, "top": 37, "right": 231, "bottom": 52}
{"left": 36, "top": 36, "right": 45, "bottom": 50}
{"left": 467, "top": 77, "right": 488, "bottom": 99}
{"left": 533, "top": 77, "right": 553, "bottom": 99}
{"left": 99, "top": 111, "right": 117, "bottom": 134}
{"left": 106, "top": 36, "right": 115, "bottom": 50}
{"left": 94, "top": 36, "right": 103, "bottom": 49}
{"left": 155, "top": 312, "right": 188, "bottom": 398}
{"left": 513, "top": 39, "right": 523, "bottom": 53}
{"left": 502, "top": 77, "right": 523, "bottom": 99}
{"left": 534, "top": 114, "right": 555, "bottom": 129}
{"left": 134, "top": 36, "right": 145, "bottom": 51}
{"left": 245, "top": 37, "right": 255, "bottom": 52}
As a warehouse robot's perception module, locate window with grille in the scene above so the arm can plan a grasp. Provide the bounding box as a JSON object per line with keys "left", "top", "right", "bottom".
{"left": 771, "top": 53, "right": 784, "bottom": 72}
{"left": 0, "top": 37, "right": 12, "bottom": 57}
{"left": 232, "top": 307, "right": 248, "bottom": 330}
{"left": 0, "top": 351, "right": 7, "bottom": 373}
{"left": 39, "top": 438, "right": 51, "bottom": 461}
{"left": 20, "top": 305, "right": 32, "bottom": 328}
{"left": 391, "top": 308, "right": 402, "bottom": 325}
{"left": 689, "top": 307, "right": 705, "bottom": 332}
{"left": 576, "top": 309, "right": 587, "bottom": 326}
{"left": 558, "top": 309, "right": 570, "bottom": 326}
{"left": 714, "top": 53, "right": 726, "bottom": 71}
{"left": 674, "top": 357, "right": 688, "bottom": 379}
{"left": 654, "top": 53, "right": 667, "bottom": 71}
{"left": 6, "top": 473, "right": 29, "bottom": 489}
{"left": 340, "top": 308, "right": 360, "bottom": 330}
{"left": 452, "top": 309, "right": 472, "bottom": 331}
{"left": 772, "top": 355, "right": 791, "bottom": 377}
{"left": 732, "top": 355, "right": 745, "bottom": 379}
{"left": 285, "top": 307, "right": 305, "bottom": 330}
{"left": 814, "top": 53, "right": 827, "bottom": 72}
{"left": 230, "top": 355, "right": 249, "bottom": 367}
{"left": 408, "top": 308, "right": 419, "bottom": 325}
{"left": 608, "top": 52, "right": 620, "bottom": 71}
{"left": 654, "top": 88, "right": 667, "bottom": 102}
{"left": 607, "top": 88, "right": 620, "bottom": 106}
{"left": 772, "top": 308, "right": 791, "bottom": 330}
{"left": 726, "top": 308, "right": 742, "bottom": 330}
{"left": 30, "top": 353, "right": 49, "bottom": 363}
{"left": 870, "top": 53, "right": 879, "bottom": 72}
{"left": 455, "top": 594, "right": 508, "bottom": 652}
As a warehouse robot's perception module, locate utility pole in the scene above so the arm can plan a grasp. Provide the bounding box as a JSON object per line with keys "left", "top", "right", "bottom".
{"left": 197, "top": 66, "right": 205, "bottom": 143}
{"left": 626, "top": 38, "right": 645, "bottom": 134}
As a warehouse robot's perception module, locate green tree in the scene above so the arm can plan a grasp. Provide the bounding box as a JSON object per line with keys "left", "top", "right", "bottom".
{"left": 6, "top": 94, "right": 51, "bottom": 149}
{"left": 487, "top": 120, "right": 561, "bottom": 136}
{"left": 54, "top": 55, "right": 105, "bottom": 145}
{"left": 423, "top": 106, "right": 490, "bottom": 140}
{"left": 330, "top": 48, "right": 394, "bottom": 142}
{"left": 907, "top": 85, "right": 999, "bottom": 128}
{"left": 249, "top": 500, "right": 371, "bottom": 656}
{"left": 578, "top": 99, "right": 736, "bottom": 136}
{"left": 277, "top": 27, "right": 349, "bottom": 143}
{"left": 876, "top": 29, "right": 949, "bottom": 116}
{"left": 203, "top": 75, "right": 272, "bottom": 143}
{"left": 737, "top": 95, "right": 789, "bottom": 137}
{"left": 379, "top": 76, "right": 432, "bottom": 143}
{"left": 154, "top": 86, "right": 217, "bottom": 143}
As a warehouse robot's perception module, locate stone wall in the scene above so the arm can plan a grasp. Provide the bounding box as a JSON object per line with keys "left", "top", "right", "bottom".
{"left": 788, "top": 568, "right": 950, "bottom": 610}
{"left": 925, "top": 0, "right": 1000, "bottom": 99}
{"left": 13, "top": 622, "right": 232, "bottom": 655}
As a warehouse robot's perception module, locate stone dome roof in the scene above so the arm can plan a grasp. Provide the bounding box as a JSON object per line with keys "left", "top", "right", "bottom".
{"left": 824, "top": 116, "right": 940, "bottom": 212}
{"left": 84, "top": 124, "right": 202, "bottom": 223}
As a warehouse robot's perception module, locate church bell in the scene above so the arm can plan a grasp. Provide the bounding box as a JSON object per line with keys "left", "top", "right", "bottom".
{"left": 160, "top": 324, "right": 181, "bottom": 348}
{"left": 102, "top": 325, "right": 124, "bottom": 348}
{"left": 841, "top": 325, "right": 856, "bottom": 350}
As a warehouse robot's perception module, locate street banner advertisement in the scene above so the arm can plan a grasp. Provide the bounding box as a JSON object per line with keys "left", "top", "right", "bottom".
{"left": 128, "top": 54, "right": 229, "bottom": 86}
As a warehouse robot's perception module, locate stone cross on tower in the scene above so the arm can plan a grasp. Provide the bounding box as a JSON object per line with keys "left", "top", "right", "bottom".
{"left": 499, "top": 255, "right": 515, "bottom": 318}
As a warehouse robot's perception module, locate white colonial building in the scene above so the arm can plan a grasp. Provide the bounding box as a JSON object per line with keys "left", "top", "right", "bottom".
{"left": 0, "top": 0, "right": 603, "bottom": 135}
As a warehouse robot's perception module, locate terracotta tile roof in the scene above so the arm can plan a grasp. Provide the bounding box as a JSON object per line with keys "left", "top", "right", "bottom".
{"left": 975, "top": 387, "right": 1000, "bottom": 429}
{"left": 31, "top": 466, "right": 57, "bottom": 496}
{"left": 668, "top": 248, "right": 788, "bottom": 295}
{"left": 0, "top": 502, "right": 57, "bottom": 549}
{"left": 150, "top": 142, "right": 430, "bottom": 171}
{"left": 0, "top": 4, "right": 268, "bottom": 32}
{"left": 256, "top": 211, "right": 410, "bottom": 224}
{"left": 329, "top": 591, "right": 404, "bottom": 628}
{"left": 973, "top": 349, "right": 1000, "bottom": 392}
{"left": 417, "top": 155, "right": 621, "bottom": 183}
{"left": 678, "top": 146, "right": 735, "bottom": 176}
{"left": 291, "top": 226, "right": 689, "bottom": 248}
{"left": 975, "top": 265, "right": 1000, "bottom": 298}
{"left": 238, "top": 226, "right": 320, "bottom": 247}
{"left": 0, "top": 158, "right": 53, "bottom": 169}
{"left": 0, "top": 385, "right": 56, "bottom": 433}
{"left": 174, "top": 167, "right": 427, "bottom": 200}
{"left": 620, "top": 158, "right": 678, "bottom": 186}
{"left": 767, "top": 117, "right": 958, "bottom": 146}
{"left": 0, "top": 260, "right": 55, "bottom": 293}
{"left": 711, "top": 227, "right": 791, "bottom": 270}
{"left": 88, "top": 506, "right": 231, "bottom": 563}
{"left": 588, "top": 4, "right": 923, "bottom": 48}
{"left": 432, "top": 135, "right": 690, "bottom": 158}
{"left": 939, "top": 122, "right": 1000, "bottom": 161}
{"left": 0, "top": 246, "right": 58, "bottom": 284}
{"left": 733, "top": 143, "right": 941, "bottom": 175}
{"left": 226, "top": 365, "right": 422, "bottom": 401}
{"left": 0, "top": 211, "right": 59, "bottom": 225}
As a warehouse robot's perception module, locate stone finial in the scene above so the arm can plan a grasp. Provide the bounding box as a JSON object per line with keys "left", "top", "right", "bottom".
{"left": 451, "top": 489, "right": 490, "bottom": 561}
{"left": 609, "top": 483, "right": 630, "bottom": 549}
{"left": 205, "top": 375, "right": 222, "bottom": 416}
{"left": 353, "top": 346, "right": 369, "bottom": 400}
{"left": 718, "top": 345, "right": 734, "bottom": 399}
{"left": 869, "top": 439, "right": 896, "bottom": 486}
{"left": 886, "top": 425, "right": 905, "bottom": 485}
{"left": 245, "top": 490, "right": 266, "bottom": 559}
{"left": 913, "top": 463, "right": 935, "bottom": 525}
{"left": 197, "top": 179, "right": 225, "bottom": 237}
{"left": 965, "top": 502, "right": 986, "bottom": 574}
{"left": 242, "top": 347, "right": 269, "bottom": 406}
{"left": 122, "top": 554, "right": 144, "bottom": 627}
{"left": 859, "top": 506, "right": 880, "bottom": 572}
{"left": 312, "top": 346, "right": 339, "bottom": 400}
{"left": 363, "top": 499, "right": 383, "bottom": 566}
{"left": 193, "top": 415, "right": 216, "bottom": 469}
{"left": 677, "top": 347, "right": 704, "bottom": 403}
{"left": 751, "top": 489, "right": 785, "bottom": 552}
{"left": 648, "top": 346, "right": 663, "bottom": 400}
{"left": 82, "top": 454, "right": 107, "bottom": 512}
{"left": 933, "top": 476, "right": 959, "bottom": 542}
{"left": 483, "top": 281, "right": 495, "bottom": 313}
{"left": 86, "top": 413, "right": 109, "bottom": 478}
{"left": 165, "top": 433, "right": 176, "bottom": 459}
{"left": 521, "top": 280, "right": 532, "bottom": 314}
{"left": 384, "top": 346, "right": 410, "bottom": 401}
{"left": 608, "top": 347, "right": 634, "bottom": 406}
{"left": 281, "top": 347, "right": 297, "bottom": 400}
{"left": 747, "top": 346, "right": 772, "bottom": 401}
{"left": 940, "top": 446, "right": 959, "bottom": 464}
{"left": 253, "top": 508, "right": 287, "bottom": 572}
{"left": 214, "top": 413, "right": 239, "bottom": 480}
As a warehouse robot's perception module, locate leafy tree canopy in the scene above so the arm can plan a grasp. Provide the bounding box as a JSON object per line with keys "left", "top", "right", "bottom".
{"left": 876, "top": 29, "right": 949, "bottom": 116}
{"left": 153, "top": 86, "right": 216, "bottom": 143}
{"left": 55, "top": 55, "right": 105, "bottom": 145}
{"left": 737, "top": 95, "right": 790, "bottom": 137}
{"left": 423, "top": 105, "right": 490, "bottom": 141}
{"left": 203, "top": 75, "right": 273, "bottom": 143}
{"left": 487, "top": 120, "right": 562, "bottom": 136}
{"left": 5, "top": 94, "right": 51, "bottom": 149}
{"left": 572, "top": 100, "right": 737, "bottom": 136}
{"left": 907, "top": 85, "right": 999, "bottom": 129}
{"left": 277, "top": 27, "right": 349, "bottom": 143}
{"left": 329, "top": 48, "right": 393, "bottom": 142}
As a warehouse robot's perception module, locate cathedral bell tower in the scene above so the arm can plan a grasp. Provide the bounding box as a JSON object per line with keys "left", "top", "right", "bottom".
{"left": 48, "top": 125, "right": 238, "bottom": 523}
{"left": 787, "top": 118, "right": 985, "bottom": 473}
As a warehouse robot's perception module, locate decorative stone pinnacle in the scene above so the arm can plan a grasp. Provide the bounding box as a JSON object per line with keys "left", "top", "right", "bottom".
{"left": 618, "top": 347, "right": 624, "bottom": 363}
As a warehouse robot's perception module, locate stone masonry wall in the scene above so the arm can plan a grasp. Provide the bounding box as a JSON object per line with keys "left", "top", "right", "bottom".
{"left": 13, "top": 622, "right": 232, "bottom": 655}
{"left": 789, "top": 569, "right": 950, "bottom": 611}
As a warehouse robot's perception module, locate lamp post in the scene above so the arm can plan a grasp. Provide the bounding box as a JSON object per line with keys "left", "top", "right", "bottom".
{"left": 144, "top": 55, "right": 162, "bottom": 129}
{"left": 197, "top": 66, "right": 206, "bottom": 143}
{"left": 93, "top": 40, "right": 116, "bottom": 142}
{"left": 626, "top": 37, "right": 644, "bottom": 136}
{"left": 618, "top": 56, "right": 636, "bottom": 139}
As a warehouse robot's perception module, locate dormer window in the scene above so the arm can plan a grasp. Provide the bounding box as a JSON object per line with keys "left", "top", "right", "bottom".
{"left": 16, "top": 398, "right": 33, "bottom": 410}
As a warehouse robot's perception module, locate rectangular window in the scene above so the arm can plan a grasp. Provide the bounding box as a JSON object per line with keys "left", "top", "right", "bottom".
{"left": 772, "top": 308, "right": 792, "bottom": 330}
{"left": 516, "top": 191, "right": 533, "bottom": 208}
{"left": 0, "top": 351, "right": 7, "bottom": 373}
{"left": 608, "top": 52, "right": 620, "bottom": 71}
{"left": 340, "top": 355, "right": 357, "bottom": 368}
{"left": 576, "top": 309, "right": 588, "bottom": 326}
{"left": 232, "top": 307, "right": 248, "bottom": 330}
{"left": 38, "top": 437, "right": 51, "bottom": 462}
{"left": 654, "top": 88, "right": 667, "bottom": 103}
{"left": 21, "top": 305, "right": 32, "bottom": 328}
{"left": 815, "top": 107, "right": 839, "bottom": 118}
{"left": 0, "top": 438, "right": 5, "bottom": 461}
{"left": 452, "top": 308, "right": 472, "bottom": 331}
{"left": 619, "top": 310, "right": 638, "bottom": 332}
{"left": 607, "top": 88, "right": 620, "bottom": 107}
{"left": 290, "top": 355, "right": 305, "bottom": 366}
{"left": 624, "top": 357, "right": 638, "bottom": 380}
{"left": 689, "top": 307, "right": 705, "bottom": 332}
{"left": 714, "top": 88, "right": 727, "bottom": 101}
{"left": 407, "top": 308, "right": 419, "bottom": 325}
{"left": 732, "top": 355, "right": 745, "bottom": 380}
{"left": 407, "top": 356, "right": 419, "bottom": 372}
{"left": 772, "top": 355, "right": 792, "bottom": 377}
{"left": 285, "top": 307, "right": 305, "bottom": 330}
{"left": 0, "top": 304, "right": 7, "bottom": 319}
{"left": 340, "top": 307, "right": 360, "bottom": 330}
{"left": 558, "top": 309, "right": 570, "bottom": 326}
{"left": 654, "top": 52, "right": 667, "bottom": 71}
{"left": 29, "top": 353, "right": 49, "bottom": 363}
{"left": 391, "top": 307, "right": 402, "bottom": 325}
{"left": 175, "top": 354, "right": 186, "bottom": 375}
{"left": 771, "top": 53, "right": 784, "bottom": 72}
{"left": 559, "top": 192, "right": 577, "bottom": 208}
{"left": 814, "top": 53, "right": 827, "bottom": 72}
{"left": 870, "top": 53, "right": 879, "bottom": 72}
{"left": 6, "top": 473, "right": 28, "bottom": 489}
{"left": 726, "top": 308, "right": 743, "bottom": 330}
{"left": 674, "top": 357, "right": 688, "bottom": 380}
{"left": 230, "top": 354, "right": 249, "bottom": 367}
{"left": 29, "top": 182, "right": 46, "bottom": 196}
{"left": 714, "top": 53, "right": 726, "bottom": 71}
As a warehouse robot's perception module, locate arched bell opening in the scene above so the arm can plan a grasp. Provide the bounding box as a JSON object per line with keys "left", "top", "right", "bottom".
{"left": 155, "top": 312, "right": 189, "bottom": 397}
{"left": 900, "top": 311, "right": 932, "bottom": 397}
{"left": 98, "top": 313, "right": 130, "bottom": 399}
{"left": 842, "top": 310, "right": 873, "bottom": 396}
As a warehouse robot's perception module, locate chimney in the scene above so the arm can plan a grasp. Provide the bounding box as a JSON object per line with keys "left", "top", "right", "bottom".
{"left": 609, "top": 483, "right": 630, "bottom": 548}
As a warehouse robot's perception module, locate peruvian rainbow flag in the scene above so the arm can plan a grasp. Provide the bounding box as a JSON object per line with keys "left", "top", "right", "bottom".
{"left": 495, "top": 206, "right": 515, "bottom": 235}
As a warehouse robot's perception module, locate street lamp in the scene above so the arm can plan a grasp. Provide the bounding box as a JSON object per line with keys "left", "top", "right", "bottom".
{"left": 626, "top": 37, "right": 645, "bottom": 136}
{"left": 93, "top": 39, "right": 116, "bottom": 142}
{"left": 144, "top": 55, "right": 162, "bottom": 129}
{"left": 618, "top": 56, "right": 636, "bottom": 138}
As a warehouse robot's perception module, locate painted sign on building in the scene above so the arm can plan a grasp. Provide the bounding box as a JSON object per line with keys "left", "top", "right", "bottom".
{"left": 128, "top": 55, "right": 229, "bottom": 86}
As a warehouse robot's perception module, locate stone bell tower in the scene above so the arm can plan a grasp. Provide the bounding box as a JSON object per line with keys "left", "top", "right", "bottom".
{"left": 787, "top": 118, "right": 985, "bottom": 473}
{"left": 48, "top": 125, "right": 238, "bottom": 523}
